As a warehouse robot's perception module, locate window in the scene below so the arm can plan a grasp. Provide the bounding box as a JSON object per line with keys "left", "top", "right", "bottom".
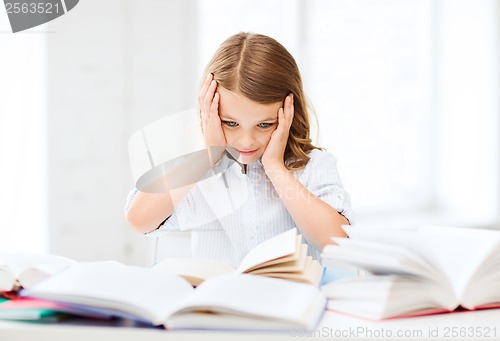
{"left": 303, "top": 0, "right": 434, "bottom": 215}
{"left": 197, "top": 0, "right": 499, "bottom": 227}
{"left": 0, "top": 18, "right": 48, "bottom": 252}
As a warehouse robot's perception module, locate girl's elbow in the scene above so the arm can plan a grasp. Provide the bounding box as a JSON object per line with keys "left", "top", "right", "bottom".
{"left": 126, "top": 210, "right": 155, "bottom": 234}
{"left": 318, "top": 234, "right": 344, "bottom": 251}
{"left": 319, "top": 222, "right": 348, "bottom": 250}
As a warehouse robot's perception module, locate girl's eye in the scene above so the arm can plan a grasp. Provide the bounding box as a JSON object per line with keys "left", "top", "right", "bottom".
{"left": 223, "top": 121, "right": 238, "bottom": 127}
{"left": 258, "top": 123, "right": 272, "bottom": 128}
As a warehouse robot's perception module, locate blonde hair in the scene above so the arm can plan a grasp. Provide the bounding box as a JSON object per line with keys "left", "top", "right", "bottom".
{"left": 202, "top": 32, "right": 321, "bottom": 170}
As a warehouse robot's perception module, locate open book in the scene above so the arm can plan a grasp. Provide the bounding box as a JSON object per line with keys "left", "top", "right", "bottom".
{"left": 321, "top": 225, "right": 500, "bottom": 320}
{"left": 0, "top": 253, "right": 76, "bottom": 292}
{"left": 154, "top": 228, "right": 323, "bottom": 287}
{"left": 22, "top": 261, "right": 326, "bottom": 331}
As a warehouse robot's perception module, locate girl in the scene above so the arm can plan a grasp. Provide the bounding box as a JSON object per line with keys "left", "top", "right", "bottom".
{"left": 125, "top": 32, "right": 353, "bottom": 268}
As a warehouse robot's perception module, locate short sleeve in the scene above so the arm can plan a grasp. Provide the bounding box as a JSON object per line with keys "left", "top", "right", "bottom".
{"left": 154, "top": 190, "right": 195, "bottom": 235}
{"left": 124, "top": 188, "right": 138, "bottom": 213}
{"left": 300, "top": 149, "right": 354, "bottom": 224}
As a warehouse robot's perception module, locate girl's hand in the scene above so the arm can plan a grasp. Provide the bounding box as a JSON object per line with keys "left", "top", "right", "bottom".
{"left": 198, "top": 73, "right": 226, "bottom": 148}
{"left": 262, "top": 93, "right": 294, "bottom": 171}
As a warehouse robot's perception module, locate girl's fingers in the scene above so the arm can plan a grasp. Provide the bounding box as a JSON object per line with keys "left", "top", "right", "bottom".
{"left": 204, "top": 80, "right": 217, "bottom": 105}
{"left": 198, "top": 73, "right": 213, "bottom": 108}
{"left": 278, "top": 93, "right": 294, "bottom": 134}
{"left": 210, "top": 92, "right": 220, "bottom": 126}
{"left": 273, "top": 107, "right": 287, "bottom": 139}
{"left": 287, "top": 93, "right": 294, "bottom": 111}
{"left": 199, "top": 74, "right": 217, "bottom": 129}
{"left": 262, "top": 96, "right": 293, "bottom": 167}
{"left": 278, "top": 107, "right": 285, "bottom": 130}
{"left": 284, "top": 93, "right": 294, "bottom": 127}
{"left": 200, "top": 79, "right": 225, "bottom": 147}
{"left": 204, "top": 80, "right": 218, "bottom": 116}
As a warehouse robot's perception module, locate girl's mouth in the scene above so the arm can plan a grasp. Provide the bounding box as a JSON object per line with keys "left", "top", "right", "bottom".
{"left": 238, "top": 149, "right": 258, "bottom": 156}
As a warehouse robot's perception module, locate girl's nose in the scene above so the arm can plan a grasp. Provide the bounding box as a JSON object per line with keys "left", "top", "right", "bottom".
{"left": 238, "top": 131, "right": 256, "bottom": 148}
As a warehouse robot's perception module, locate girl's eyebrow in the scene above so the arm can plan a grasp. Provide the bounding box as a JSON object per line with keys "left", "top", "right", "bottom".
{"left": 219, "top": 115, "right": 278, "bottom": 122}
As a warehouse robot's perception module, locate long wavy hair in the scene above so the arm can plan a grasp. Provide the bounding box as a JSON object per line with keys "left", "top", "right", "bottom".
{"left": 201, "top": 32, "right": 321, "bottom": 170}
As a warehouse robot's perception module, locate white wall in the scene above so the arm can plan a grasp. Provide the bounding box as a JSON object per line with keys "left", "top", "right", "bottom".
{"left": 46, "top": 0, "right": 198, "bottom": 265}
{"left": 434, "top": 0, "right": 500, "bottom": 228}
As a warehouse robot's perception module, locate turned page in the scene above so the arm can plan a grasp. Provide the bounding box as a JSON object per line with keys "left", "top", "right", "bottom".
{"left": 325, "top": 237, "right": 443, "bottom": 280}
{"left": 168, "top": 274, "right": 325, "bottom": 327}
{"left": 416, "top": 225, "right": 500, "bottom": 302}
{"left": 342, "top": 225, "right": 431, "bottom": 261}
{"left": 153, "top": 228, "right": 300, "bottom": 283}
{"left": 0, "top": 253, "right": 76, "bottom": 291}
{"left": 235, "top": 228, "right": 299, "bottom": 273}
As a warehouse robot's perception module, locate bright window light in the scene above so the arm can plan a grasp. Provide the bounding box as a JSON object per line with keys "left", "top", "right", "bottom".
{"left": 0, "top": 16, "right": 48, "bottom": 252}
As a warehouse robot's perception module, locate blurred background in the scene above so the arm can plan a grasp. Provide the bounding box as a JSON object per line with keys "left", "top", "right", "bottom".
{"left": 1, "top": 0, "right": 499, "bottom": 265}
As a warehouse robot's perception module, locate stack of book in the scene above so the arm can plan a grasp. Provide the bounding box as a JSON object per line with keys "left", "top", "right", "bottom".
{"left": 321, "top": 225, "right": 500, "bottom": 320}
{"left": 0, "top": 228, "right": 326, "bottom": 331}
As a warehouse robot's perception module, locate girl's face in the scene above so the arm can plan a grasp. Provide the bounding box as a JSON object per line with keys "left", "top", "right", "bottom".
{"left": 218, "top": 87, "right": 282, "bottom": 165}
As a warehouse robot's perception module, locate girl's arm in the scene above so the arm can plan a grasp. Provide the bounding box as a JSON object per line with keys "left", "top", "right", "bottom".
{"left": 262, "top": 94, "right": 348, "bottom": 251}
{"left": 126, "top": 150, "right": 224, "bottom": 233}
{"left": 126, "top": 191, "right": 175, "bottom": 234}
{"left": 265, "top": 166, "right": 349, "bottom": 251}
{"left": 127, "top": 74, "right": 224, "bottom": 234}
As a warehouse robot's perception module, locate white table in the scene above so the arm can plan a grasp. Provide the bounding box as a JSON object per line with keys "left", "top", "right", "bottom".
{"left": 1, "top": 308, "right": 500, "bottom": 341}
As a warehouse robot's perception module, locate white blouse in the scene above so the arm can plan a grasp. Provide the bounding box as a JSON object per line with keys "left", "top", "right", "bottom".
{"left": 126, "top": 149, "right": 354, "bottom": 268}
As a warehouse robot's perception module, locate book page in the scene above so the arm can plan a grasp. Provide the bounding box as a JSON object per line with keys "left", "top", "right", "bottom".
{"left": 243, "top": 238, "right": 301, "bottom": 272}
{"left": 342, "top": 226, "right": 430, "bottom": 261}
{"left": 325, "top": 238, "right": 443, "bottom": 280}
{"left": 0, "top": 253, "right": 76, "bottom": 290}
{"left": 461, "top": 271, "right": 500, "bottom": 309}
{"left": 264, "top": 256, "right": 323, "bottom": 286}
{"left": 169, "top": 274, "right": 325, "bottom": 330}
{"left": 23, "top": 261, "right": 194, "bottom": 325}
{"left": 417, "top": 225, "right": 500, "bottom": 300}
{"left": 323, "top": 275, "right": 456, "bottom": 320}
{"left": 166, "top": 310, "right": 305, "bottom": 330}
{"left": 0, "top": 266, "right": 16, "bottom": 291}
{"left": 235, "top": 228, "right": 298, "bottom": 273}
{"left": 249, "top": 244, "right": 307, "bottom": 275}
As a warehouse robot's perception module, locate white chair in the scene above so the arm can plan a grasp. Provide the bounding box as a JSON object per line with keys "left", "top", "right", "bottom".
{"left": 149, "top": 231, "right": 192, "bottom": 266}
